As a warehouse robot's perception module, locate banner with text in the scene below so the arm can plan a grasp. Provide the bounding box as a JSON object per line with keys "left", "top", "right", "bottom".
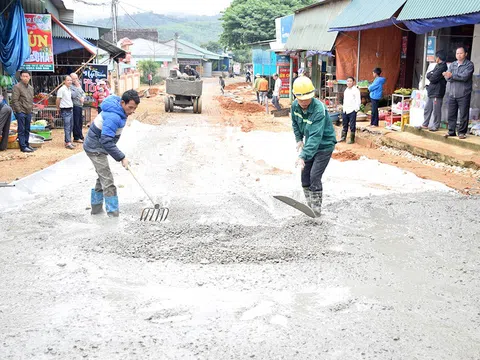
{"left": 279, "top": 66, "right": 290, "bottom": 98}
{"left": 23, "top": 14, "right": 54, "bottom": 72}
{"left": 82, "top": 65, "right": 108, "bottom": 103}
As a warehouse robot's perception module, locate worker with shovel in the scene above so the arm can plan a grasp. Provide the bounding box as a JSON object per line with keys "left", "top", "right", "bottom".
{"left": 291, "top": 77, "right": 336, "bottom": 216}
{"left": 83, "top": 90, "right": 140, "bottom": 217}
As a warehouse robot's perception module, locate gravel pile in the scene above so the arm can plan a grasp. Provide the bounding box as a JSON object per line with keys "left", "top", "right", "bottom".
{"left": 379, "top": 146, "right": 480, "bottom": 178}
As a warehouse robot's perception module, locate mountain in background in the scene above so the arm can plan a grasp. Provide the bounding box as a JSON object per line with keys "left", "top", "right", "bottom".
{"left": 86, "top": 12, "right": 222, "bottom": 44}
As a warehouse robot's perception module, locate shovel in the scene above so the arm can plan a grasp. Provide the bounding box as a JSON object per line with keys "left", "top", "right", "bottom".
{"left": 127, "top": 166, "right": 169, "bottom": 222}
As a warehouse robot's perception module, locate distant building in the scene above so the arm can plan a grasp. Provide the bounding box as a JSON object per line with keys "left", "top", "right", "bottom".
{"left": 103, "top": 29, "right": 158, "bottom": 43}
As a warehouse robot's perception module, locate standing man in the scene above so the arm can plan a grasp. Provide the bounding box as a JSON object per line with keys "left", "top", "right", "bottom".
{"left": 340, "top": 76, "right": 361, "bottom": 144}
{"left": 83, "top": 90, "right": 140, "bottom": 217}
{"left": 0, "top": 97, "right": 13, "bottom": 151}
{"left": 443, "top": 46, "right": 475, "bottom": 139}
{"left": 147, "top": 73, "right": 153, "bottom": 86}
{"left": 11, "top": 70, "right": 35, "bottom": 153}
{"left": 291, "top": 77, "right": 336, "bottom": 216}
{"left": 254, "top": 74, "right": 261, "bottom": 103}
{"left": 56, "top": 75, "right": 75, "bottom": 149}
{"left": 422, "top": 50, "right": 447, "bottom": 132}
{"left": 258, "top": 76, "right": 269, "bottom": 106}
{"left": 368, "top": 68, "right": 385, "bottom": 127}
{"left": 70, "top": 72, "right": 85, "bottom": 143}
{"left": 272, "top": 73, "right": 282, "bottom": 111}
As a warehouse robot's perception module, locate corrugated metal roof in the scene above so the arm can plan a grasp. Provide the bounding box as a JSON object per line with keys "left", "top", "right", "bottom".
{"left": 53, "top": 23, "right": 101, "bottom": 40}
{"left": 128, "top": 38, "right": 175, "bottom": 57}
{"left": 397, "top": 0, "right": 480, "bottom": 20}
{"left": 285, "top": 0, "right": 350, "bottom": 51}
{"left": 329, "top": 0, "right": 406, "bottom": 29}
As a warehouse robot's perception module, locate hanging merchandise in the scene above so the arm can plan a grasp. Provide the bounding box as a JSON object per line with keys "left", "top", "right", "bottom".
{"left": 0, "top": 0, "right": 30, "bottom": 75}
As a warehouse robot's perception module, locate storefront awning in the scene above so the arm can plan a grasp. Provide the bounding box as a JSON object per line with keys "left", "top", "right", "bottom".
{"left": 397, "top": 0, "right": 480, "bottom": 34}
{"left": 97, "top": 39, "right": 126, "bottom": 59}
{"left": 285, "top": 0, "right": 350, "bottom": 51}
{"left": 51, "top": 14, "right": 101, "bottom": 55}
{"left": 328, "top": 0, "right": 406, "bottom": 32}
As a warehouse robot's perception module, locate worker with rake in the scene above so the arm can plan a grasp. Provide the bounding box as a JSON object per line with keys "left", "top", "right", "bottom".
{"left": 83, "top": 90, "right": 140, "bottom": 217}
{"left": 291, "top": 76, "right": 336, "bottom": 216}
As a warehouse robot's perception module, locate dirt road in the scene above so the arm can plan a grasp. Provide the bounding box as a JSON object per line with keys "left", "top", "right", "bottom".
{"left": 1, "top": 78, "right": 479, "bottom": 359}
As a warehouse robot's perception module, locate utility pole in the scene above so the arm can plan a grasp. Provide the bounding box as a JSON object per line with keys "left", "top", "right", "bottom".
{"left": 111, "top": 0, "right": 119, "bottom": 43}
{"left": 111, "top": 0, "right": 120, "bottom": 94}
{"left": 174, "top": 32, "right": 179, "bottom": 65}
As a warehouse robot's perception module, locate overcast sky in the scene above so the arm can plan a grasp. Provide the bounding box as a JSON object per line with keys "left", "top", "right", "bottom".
{"left": 64, "top": 0, "right": 233, "bottom": 23}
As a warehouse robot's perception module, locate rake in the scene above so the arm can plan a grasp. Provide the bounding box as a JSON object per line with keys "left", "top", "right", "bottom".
{"left": 127, "top": 167, "right": 169, "bottom": 222}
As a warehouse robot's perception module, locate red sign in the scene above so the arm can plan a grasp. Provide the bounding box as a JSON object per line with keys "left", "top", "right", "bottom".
{"left": 23, "top": 14, "right": 54, "bottom": 72}
{"left": 279, "top": 67, "right": 290, "bottom": 98}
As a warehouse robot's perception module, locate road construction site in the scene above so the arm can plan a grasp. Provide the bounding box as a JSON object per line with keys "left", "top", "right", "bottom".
{"left": 1, "top": 78, "right": 479, "bottom": 359}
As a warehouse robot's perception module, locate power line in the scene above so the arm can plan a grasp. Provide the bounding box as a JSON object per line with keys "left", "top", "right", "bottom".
{"left": 121, "top": 1, "right": 185, "bottom": 24}
{"left": 73, "top": 0, "right": 111, "bottom": 6}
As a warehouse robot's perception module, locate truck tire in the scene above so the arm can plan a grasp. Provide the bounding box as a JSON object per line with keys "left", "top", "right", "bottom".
{"left": 169, "top": 97, "right": 174, "bottom": 112}
{"left": 164, "top": 96, "right": 170, "bottom": 112}
{"left": 196, "top": 96, "right": 202, "bottom": 114}
{"left": 193, "top": 97, "right": 198, "bottom": 113}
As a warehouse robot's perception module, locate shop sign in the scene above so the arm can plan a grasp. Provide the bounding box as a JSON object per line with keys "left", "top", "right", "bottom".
{"left": 23, "top": 14, "right": 54, "bottom": 72}
{"left": 277, "top": 55, "right": 290, "bottom": 67}
{"left": 426, "top": 36, "right": 436, "bottom": 62}
{"left": 82, "top": 65, "right": 108, "bottom": 103}
{"left": 279, "top": 66, "right": 290, "bottom": 98}
{"left": 179, "top": 59, "right": 202, "bottom": 66}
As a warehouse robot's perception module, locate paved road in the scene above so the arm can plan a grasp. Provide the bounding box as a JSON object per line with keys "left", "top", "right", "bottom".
{"left": 1, "top": 79, "right": 479, "bottom": 359}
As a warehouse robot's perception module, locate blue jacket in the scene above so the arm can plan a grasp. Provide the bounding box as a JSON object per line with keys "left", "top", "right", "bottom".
{"left": 83, "top": 95, "right": 126, "bottom": 161}
{"left": 368, "top": 76, "right": 386, "bottom": 100}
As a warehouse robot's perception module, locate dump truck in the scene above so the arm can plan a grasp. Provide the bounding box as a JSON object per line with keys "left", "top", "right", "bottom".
{"left": 164, "top": 70, "right": 203, "bottom": 114}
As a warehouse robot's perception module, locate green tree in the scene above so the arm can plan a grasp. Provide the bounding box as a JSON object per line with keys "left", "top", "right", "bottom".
{"left": 220, "top": 0, "right": 315, "bottom": 49}
{"left": 231, "top": 48, "right": 252, "bottom": 64}
{"left": 137, "top": 60, "right": 160, "bottom": 84}
{"left": 201, "top": 41, "right": 224, "bottom": 54}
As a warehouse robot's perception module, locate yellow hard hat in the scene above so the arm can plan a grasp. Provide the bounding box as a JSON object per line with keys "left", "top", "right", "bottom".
{"left": 293, "top": 76, "right": 315, "bottom": 100}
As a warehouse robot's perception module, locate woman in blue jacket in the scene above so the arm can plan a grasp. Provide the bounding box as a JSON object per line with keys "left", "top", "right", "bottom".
{"left": 368, "top": 68, "right": 386, "bottom": 127}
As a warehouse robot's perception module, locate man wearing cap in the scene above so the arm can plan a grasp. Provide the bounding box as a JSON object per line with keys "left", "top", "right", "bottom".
{"left": 184, "top": 65, "right": 200, "bottom": 79}
{"left": 254, "top": 74, "right": 261, "bottom": 103}
{"left": 291, "top": 76, "right": 337, "bottom": 216}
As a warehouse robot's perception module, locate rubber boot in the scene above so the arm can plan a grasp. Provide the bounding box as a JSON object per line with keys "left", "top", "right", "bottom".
{"left": 90, "top": 189, "right": 104, "bottom": 215}
{"left": 104, "top": 195, "right": 119, "bottom": 217}
{"left": 339, "top": 130, "right": 347, "bottom": 142}
{"left": 310, "top": 191, "right": 323, "bottom": 217}
{"left": 303, "top": 187, "right": 312, "bottom": 208}
{"left": 347, "top": 132, "right": 355, "bottom": 144}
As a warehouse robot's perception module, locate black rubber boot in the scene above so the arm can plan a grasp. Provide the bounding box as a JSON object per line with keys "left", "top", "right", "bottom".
{"left": 303, "top": 187, "right": 312, "bottom": 208}
{"left": 347, "top": 133, "right": 355, "bottom": 144}
{"left": 339, "top": 130, "right": 347, "bottom": 142}
{"left": 310, "top": 191, "right": 322, "bottom": 217}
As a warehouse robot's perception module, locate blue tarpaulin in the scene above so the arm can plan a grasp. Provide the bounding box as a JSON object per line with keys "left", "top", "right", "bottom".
{"left": 53, "top": 38, "right": 87, "bottom": 55}
{"left": 403, "top": 12, "right": 480, "bottom": 34}
{"left": 0, "top": 0, "right": 30, "bottom": 75}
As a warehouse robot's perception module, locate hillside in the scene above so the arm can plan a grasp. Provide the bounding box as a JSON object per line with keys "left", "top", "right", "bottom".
{"left": 87, "top": 12, "right": 222, "bottom": 44}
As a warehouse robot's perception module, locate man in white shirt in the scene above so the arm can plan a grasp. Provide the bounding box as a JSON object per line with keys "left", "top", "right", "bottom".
{"left": 341, "top": 76, "right": 361, "bottom": 144}
{"left": 272, "top": 73, "right": 282, "bottom": 111}
{"left": 56, "top": 75, "right": 75, "bottom": 149}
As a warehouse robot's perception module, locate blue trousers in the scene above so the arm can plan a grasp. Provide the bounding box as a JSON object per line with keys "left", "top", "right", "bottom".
{"left": 371, "top": 99, "right": 379, "bottom": 126}
{"left": 15, "top": 112, "right": 32, "bottom": 150}
{"left": 61, "top": 108, "right": 73, "bottom": 143}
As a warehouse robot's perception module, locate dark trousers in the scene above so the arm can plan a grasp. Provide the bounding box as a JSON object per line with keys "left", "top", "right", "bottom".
{"left": 447, "top": 94, "right": 471, "bottom": 136}
{"left": 15, "top": 112, "right": 32, "bottom": 150}
{"left": 0, "top": 105, "right": 12, "bottom": 151}
{"left": 73, "top": 105, "right": 84, "bottom": 140}
{"left": 272, "top": 96, "right": 281, "bottom": 111}
{"left": 371, "top": 99, "right": 379, "bottom": 126}
{"left": 301, "top": 150, "right": 333, "bottom": 192}
{"left": 342, "top": 111, "right": 357, "bottom": 133}
{"left": 423, "top": 97, "right": 443, "bottom": 130}
{"left": 256, "top": 91, "right": 260, "bottom": 103}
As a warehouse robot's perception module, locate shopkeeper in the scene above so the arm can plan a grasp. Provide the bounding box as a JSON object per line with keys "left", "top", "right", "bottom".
{"left": 56, "top": 75, "right": 75, "bottom": 150}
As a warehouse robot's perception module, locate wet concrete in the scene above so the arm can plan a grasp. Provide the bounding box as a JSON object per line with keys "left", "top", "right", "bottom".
{"left": 1, "top": 81, "right": 480, "bottom": 359}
